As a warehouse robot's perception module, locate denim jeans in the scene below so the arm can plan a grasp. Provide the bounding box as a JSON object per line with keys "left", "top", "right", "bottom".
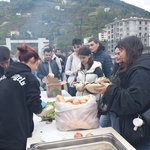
{"left": 135, "top": 142, "right": 150, "bottom": 150}
{"left": 99, "top": 112, "right": 120, "bottom": 133}
{"left": 68, "top": 87, "right": 76, "bottom": 96}
{"left": 99, "top": 113, "right": 111, "bottom": 127}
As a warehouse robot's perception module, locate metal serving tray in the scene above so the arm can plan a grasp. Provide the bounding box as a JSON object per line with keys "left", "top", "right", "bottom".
{"left": 28, "top": 133, "right": 127, "bottom": 150}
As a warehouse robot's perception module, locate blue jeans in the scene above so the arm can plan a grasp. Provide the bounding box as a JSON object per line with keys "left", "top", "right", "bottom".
{"left": 99, "top": 113, "right": 111, "bottom": 127}
{"left": 99, "top": 112, "right": 120, "bottom": 133}
{"left": 68, "top": 87, "right": 76, "bottom": 96}
{"left": 135, "top": 142, "right": 150, "bottom": 150}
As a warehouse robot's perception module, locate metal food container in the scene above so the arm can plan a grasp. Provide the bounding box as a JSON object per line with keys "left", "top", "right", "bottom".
{"left": 28, "top": 133, "right": 128, "bottom": 150}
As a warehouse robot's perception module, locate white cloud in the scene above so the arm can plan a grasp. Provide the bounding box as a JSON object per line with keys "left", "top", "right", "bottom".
{"left": 122, "top": 0, "right": 150, "bottom": 11}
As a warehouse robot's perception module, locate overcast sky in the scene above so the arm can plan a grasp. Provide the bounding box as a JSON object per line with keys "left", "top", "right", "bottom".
{"left": 122, "top": 0, "right": 150, "bottom": 12}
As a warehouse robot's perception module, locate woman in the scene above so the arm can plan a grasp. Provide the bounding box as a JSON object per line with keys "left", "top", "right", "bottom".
{"left": 95, "top": 36, "right": 150, "bottom": 150}
{"left": 74, "top": 46, "right": 103, "bottom": 100}
{"left": 0, "top": 44, "right": 54, "bottom": 150}
{"left": 100, "top": 46, "right": 124, "bottom": 132}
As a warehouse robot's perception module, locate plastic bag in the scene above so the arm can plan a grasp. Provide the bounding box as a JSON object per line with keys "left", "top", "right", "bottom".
{"left": 55, "top": 95, "right": 99, "bottom": 131}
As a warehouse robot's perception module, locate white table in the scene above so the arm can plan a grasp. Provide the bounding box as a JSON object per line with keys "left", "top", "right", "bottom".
{"left": 26, "top": 91, "right": 135, "bottom": 150}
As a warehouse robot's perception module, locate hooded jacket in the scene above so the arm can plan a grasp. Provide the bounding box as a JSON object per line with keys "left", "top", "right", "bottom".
{"left": 103, "top": 53, "right": 150, "bottom": 147}
{"left": 92, "top": 44, "right": 112, "bottom": 79}
{"left": 0, "top": 62, "right": 42, "bottom": 150}
{"left": 76, "top": 61, "right": 103, "bottom": 99}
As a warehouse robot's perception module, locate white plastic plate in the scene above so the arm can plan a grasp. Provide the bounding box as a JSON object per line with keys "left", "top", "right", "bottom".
{"left": 41, "top": 132, "right": 65, "bottom": 142}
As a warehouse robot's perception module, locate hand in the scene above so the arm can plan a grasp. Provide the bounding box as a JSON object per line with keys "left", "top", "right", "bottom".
{"left": 73, "top": 70, "right": 77, "bottom": 75}
{"left": 59, "top": 58, "right": 63, "bottom": 62}
{"left": 94, "top": 83, "right": 110, "bottom": 94}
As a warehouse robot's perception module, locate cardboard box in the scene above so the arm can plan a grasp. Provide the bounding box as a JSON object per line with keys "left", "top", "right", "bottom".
{"left": 43, "top": 76, "right": 66, "bottom": 98}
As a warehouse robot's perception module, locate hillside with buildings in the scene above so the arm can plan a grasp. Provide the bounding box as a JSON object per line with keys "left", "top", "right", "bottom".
{"left": 0, "top": 0, "right": 150, "bottom": 52}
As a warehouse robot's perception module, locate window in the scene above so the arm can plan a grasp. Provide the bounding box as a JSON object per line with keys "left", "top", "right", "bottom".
{"left": 139, "top": 21, "right": 142, "bottom": 25}
{"left": 145, "top": 27, "right": 147, "bottom": 30}
{"left": 120, "top": 22, "right": 123, "bottom": 26}
{"left": 139, "top": 27, "right": 141, "bottom": 30}
{"left": 139, "top": 33, "right": 141, "bottom": 36}
{"left": 145, "top": 21, "right": 147, "bottom": 25}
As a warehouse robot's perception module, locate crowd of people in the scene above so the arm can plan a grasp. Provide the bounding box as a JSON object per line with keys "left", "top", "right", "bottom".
{"left": 0, "top": 35, "right": 150, "bottom": 150}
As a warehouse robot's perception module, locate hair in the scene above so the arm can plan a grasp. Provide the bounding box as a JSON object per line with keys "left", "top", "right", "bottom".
{"left": 117, "top": 35, "right": 143, "bottom": 72}
{"left": 0, "top": 46, "right": 10, "bottom": 62}
{"left": 43, "top": 47, "right": 53, "bottom": 54}
{"left": 55, "top": 48, "right": 60, "bottom": 53}
{"left": 72, "top": 38, "right": 82, "bottom": 46}
{"left": 88, "top": 37, "right": 100, "bottom": 44}
{"left": 17, "top": 43, "right": 40, "bottom": 63}
{"left": 78, "top": 46, "right": 93, "bottom": 70}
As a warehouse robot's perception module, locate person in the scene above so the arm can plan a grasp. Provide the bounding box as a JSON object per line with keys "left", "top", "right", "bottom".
{"left": 0, "top": 43, "right": 54, "bottom": 150}
{"left": 99, "top": 46, "right": 124, "bottom": 133}
{"left": 88, "top": 37, "right": 113, "bottom": 79}
{"left": 43, "top": 45, "right": 62, "bottom": 74}
{"left": 74, "top": 46, "right": 103, "bottom": 100}
{"left": 65, "top": 38, "right": 82, "bottom": 96}
{"left": 37, "top": 47, "right": 60, "bottom": 90}
{"left": 95, "top": 36, "right": 150, "bottom": 150}
{"left": 0, "top": 46, "right": 13, "bottom": 78}
{"left": 55, "top": 48, "right": 66, "bottom": 79}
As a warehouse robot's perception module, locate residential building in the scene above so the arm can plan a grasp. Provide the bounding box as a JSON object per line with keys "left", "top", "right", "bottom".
{"left": 105, "top": 17, "right": 150, "bottom": 53}
{"left": 98, "top": 28, "right": 107, "bottom": 41}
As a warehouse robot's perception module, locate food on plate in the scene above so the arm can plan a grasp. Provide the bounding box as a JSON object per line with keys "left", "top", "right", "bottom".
{"left": 74, "top": 132, "right": 83, "bottom": 138}
{"left": 85, "top": 84, "right": 103, "bottom": 94}
{"left": 96, "top": 76, "right": 110, "bottom": 84}
{"left": 42, "top": 101, "right": 55, "bottom": 120}
{"left": 47, "top": 73, "right": 54, "bottom": 78}
{"left": 76, "top": 83, "right": 85, "bottom": 92}
{"left": 56, "top": 95, "right": 66, "bottom": 102}
{"left": 40, "top": 105, "right": 54, "bottom": 116}
{"left": 85, "top": 133, "right": 93, "bottom": 136}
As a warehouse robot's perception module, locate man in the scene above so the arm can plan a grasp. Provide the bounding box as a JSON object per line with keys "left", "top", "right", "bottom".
{"left": 88, "top": 37, "right": 112, "bottom": 79}
{"left": 37, "top": 47, "right": 60, "bottom": 90}
{"left": 43, "top": 45, "right": 62, "bottom": 74}
{"left": 0, "top": 46, "right": 13, "bottom": 78}
{"left": 65, "top": 38, "right": 82, "bottom": 96}
{"left": 55, "top": 48, "right": 66, "bottom": 75}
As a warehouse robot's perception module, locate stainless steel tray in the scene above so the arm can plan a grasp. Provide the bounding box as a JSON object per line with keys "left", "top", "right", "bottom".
{"left": 28, "top": 133, "right": 127, "bottom": 150}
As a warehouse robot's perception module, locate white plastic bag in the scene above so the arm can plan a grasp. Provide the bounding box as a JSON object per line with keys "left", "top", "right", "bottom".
{"left": 55, "top": 95, "right": 99, "bottom": 131}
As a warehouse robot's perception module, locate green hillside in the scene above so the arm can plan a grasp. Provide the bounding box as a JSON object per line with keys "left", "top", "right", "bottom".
{"left": 0, "top": 0, "right": 150, "bottom": 51}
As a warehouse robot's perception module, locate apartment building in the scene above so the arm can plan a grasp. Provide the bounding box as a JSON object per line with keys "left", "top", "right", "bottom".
{"left": 105, "top": 17, "right": 150, "bottom": 53}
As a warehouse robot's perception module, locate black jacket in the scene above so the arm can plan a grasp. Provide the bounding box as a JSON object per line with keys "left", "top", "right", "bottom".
{"left": 92, "top": 45, "right": 112, "bottom": 79}
{"left": 0, "top": 62, "right": 42, "bottom": 150}
{"left": 104, "top": 53, "right": 150, "bottom": 147}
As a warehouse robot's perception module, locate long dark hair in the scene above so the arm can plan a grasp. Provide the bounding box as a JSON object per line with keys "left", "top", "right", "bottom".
{"left": 117, "top": 35, "right": 143, "bottom": 72}
{"left": 78, "top": 46, "right": 93, "bottom": 70}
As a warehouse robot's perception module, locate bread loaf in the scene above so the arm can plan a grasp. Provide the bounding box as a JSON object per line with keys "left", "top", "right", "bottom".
{"left": 56, "top": 95, "right": 66, "bottom": 102}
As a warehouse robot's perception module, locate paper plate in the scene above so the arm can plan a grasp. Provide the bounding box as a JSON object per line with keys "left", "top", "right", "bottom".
{"left": 85, "top": 84, "right": 103, "bottom": 94}
{"left": 41, "top": 132, "right": 65, "bottom": 142}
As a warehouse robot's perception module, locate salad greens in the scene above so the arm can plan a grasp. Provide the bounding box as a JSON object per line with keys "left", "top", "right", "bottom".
{"left": 44, "top": 101, "right": 55, "bottom": 119}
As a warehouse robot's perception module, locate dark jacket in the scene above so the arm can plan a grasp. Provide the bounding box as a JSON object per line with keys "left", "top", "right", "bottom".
{"left": 92, "top": 45, "right": 112, "bottom": 79}
{"left": 0, "top": 62, "right": 42, "bottom": 150}
{"left": 104, "top": 53, "right": 150, "bottom": 147}
{"left": 37, "top": 59, "right": 60, "bottom": 80}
